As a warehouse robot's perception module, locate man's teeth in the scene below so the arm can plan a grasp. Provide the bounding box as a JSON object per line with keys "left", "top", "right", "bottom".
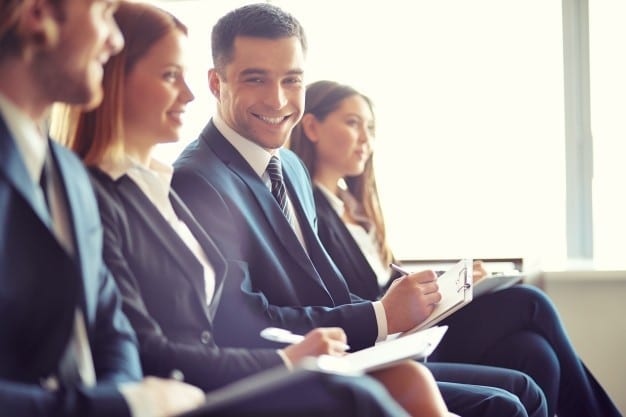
{"left": 257, "top": 115, "right": 285, "bottom": 125}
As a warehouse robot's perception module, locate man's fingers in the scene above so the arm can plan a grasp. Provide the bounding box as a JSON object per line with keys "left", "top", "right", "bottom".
{"left": 408, "top": 270, "right": 438, "bottom": 284}
{"left": 418, "top": 281, "right": 440, "bottom": 295}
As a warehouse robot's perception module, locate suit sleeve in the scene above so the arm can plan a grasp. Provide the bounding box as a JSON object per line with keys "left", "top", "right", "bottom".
{"left": 172, "top": 168, "right": 378, "bottom": 351}
{"left": 0, "top": 378, "right": 131, "bottom": 417}
{"left": 90, "top": 175, "right": 284, "bottom": 392}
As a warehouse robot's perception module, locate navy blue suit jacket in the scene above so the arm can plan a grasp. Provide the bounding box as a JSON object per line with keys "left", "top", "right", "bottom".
{"left": 173, "top": 121, "right": 377, "bottom": 351}
{"left": 0, "top": 116, "right": 141, "bottom": 417}
{"left": 89, "top": 169, "right": 283, "bottom": 392}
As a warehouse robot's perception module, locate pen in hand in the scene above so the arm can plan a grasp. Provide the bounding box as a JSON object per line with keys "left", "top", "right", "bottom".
{"left": 390, "top": 263, "right": 444, "bottom": 278}
{"left": 389, "top": 263, "right": 410, "bottom": 276}
{"left": 260, "top": 327, "right": 350, "bottom": 351}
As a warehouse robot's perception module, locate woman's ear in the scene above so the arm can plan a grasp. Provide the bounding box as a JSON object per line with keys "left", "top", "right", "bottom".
{"left": 301, "top": 113, "right": 320, "bottom": 143}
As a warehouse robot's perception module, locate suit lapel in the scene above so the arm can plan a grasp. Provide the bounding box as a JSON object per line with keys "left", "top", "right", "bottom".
{"left": 49, "top": 142, "right": 93, "bottom": 318}
{"left": 205, "top": 128, "right": 324, "bottom": 282}
{"left": 169, "top": 190, "right": 227, "bottom": 316}
{"left": 116, "top": 177, "right": 208, "bottom": 302}
{"left": 314, "top": 188, "right": 381, "bottom": 300}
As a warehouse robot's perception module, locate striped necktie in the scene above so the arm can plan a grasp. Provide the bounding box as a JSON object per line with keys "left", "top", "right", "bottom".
{"left": 267, "top": 156, "right": 294, "bottom": 224}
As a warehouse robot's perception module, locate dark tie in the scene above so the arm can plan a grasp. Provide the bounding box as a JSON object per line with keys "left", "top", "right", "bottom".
{"left": 267, "top": 156, "right": 294, "bottom": 224}
{"left": 39, "top": 154, "right": 51, "bottom": 212}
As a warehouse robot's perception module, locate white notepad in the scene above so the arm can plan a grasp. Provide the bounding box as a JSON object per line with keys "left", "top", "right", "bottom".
{"left": 315, "top": 325, "right": 449, "bottom": 374}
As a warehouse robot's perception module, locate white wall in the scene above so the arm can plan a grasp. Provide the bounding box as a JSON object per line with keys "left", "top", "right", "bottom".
{"left": 541, "top": 270, "right": 626, "bottom": 414}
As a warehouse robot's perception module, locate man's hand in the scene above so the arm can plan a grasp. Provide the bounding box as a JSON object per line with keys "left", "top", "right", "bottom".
{"left": 380, "top": 270, "right": 442, "bottom": 334}
{"left": 122, "top": 376, "right": 205, "bottom": 417}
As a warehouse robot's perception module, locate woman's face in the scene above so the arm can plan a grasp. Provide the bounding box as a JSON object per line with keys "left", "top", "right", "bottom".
{"left": 311, "top": 94, "right": 374, "bottom": 179}
{"left": 123, "top": 30, "right": 193, "bottom": 145}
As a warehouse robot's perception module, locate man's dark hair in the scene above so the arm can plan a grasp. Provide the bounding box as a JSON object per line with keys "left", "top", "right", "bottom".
{"left": 211, "top": 3, "right": 307, "bottom": 75}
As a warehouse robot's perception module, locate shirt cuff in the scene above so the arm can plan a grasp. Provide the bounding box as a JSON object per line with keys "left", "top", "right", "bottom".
{"left": 276, "top": 349, "right": 293, "bottom": 370}
{"left": 372, "top": 301, "right": 388, "bottom": 342}
{"left": 119, "top": 382, "right": 159, "bottom": 417}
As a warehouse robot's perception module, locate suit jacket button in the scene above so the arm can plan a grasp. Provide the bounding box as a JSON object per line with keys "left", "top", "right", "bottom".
{"left": 40, "top": 376, "right": 59, "bottom": 391}
{"left": 200, "top": 330, "right": 211, "bottom": 344}
{"left": 169, "top": 369, "right": 185, "bottom": 381}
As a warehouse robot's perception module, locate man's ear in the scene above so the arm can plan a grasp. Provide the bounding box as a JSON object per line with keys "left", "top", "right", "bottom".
{"left": 208, "top": 69, "right": 221, "bottom": 101}
{"left": 300, "top": 113, "right": 320, "bottom": 143}
{"left": 19, "top": 0, "right": 60, "bottom": 53}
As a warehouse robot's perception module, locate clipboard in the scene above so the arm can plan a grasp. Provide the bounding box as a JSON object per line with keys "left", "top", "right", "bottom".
{"left": 401, "top": 259, "right": 473, "bottom": 336}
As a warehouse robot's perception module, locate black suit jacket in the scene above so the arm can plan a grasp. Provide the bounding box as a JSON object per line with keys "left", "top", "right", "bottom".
{"left": 313, "top": 188, "right": 388, "bottom": 301}
{"left": 173, "top": 121, "right": 377, "bottom": 351}
{"left": 0, "top": 116, "right": 140, "bottom": 417}
{"left": 89, "top": 169, "right": 284, "bottom": 392}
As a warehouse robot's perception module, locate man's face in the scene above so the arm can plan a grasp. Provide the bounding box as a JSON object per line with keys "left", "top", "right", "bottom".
{"left": 34, "top": 0, "right": 123, "bottom": 108}
{"left": 210, "top": 36, "right": 305, "bottom": 150}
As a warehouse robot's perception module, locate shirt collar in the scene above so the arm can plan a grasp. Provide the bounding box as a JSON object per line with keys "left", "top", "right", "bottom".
{"left": 99, "top": 154, "right": 173, "bottom": 185}
{"left": 0, "top": 92, "right": 47, "bottom": 183}
{"left": 315, "top": 182, "right": 345, "bottom": 217}
{"left": 315, "top": 182, "right": 371, "bottom": 228}
{"left": 213, "top": 113, "right": 276, "bottom": 178}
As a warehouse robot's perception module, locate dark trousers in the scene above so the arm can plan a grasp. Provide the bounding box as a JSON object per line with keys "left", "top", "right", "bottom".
{"left": 434, "top": 284, "right": 621, "bottom": 417}
{"left": 427, "top": 362, "right": 547, "bottom": 417}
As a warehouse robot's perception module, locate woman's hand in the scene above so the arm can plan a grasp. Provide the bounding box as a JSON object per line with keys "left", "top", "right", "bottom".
{"left": 282, "top": 327, "right": 349, "bottom": 365}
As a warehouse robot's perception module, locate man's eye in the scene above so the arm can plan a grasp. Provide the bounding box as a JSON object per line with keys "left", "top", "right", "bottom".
{"left": 284, "top": 77, "right": 302, "bottom": 85}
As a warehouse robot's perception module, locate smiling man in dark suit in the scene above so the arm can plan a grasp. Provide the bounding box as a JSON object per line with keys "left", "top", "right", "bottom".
{"left": 0, "top": 0, "right": 205, "bottom": 416}
{"left": 173, "top": 4, "right": 548, "bottom": 417}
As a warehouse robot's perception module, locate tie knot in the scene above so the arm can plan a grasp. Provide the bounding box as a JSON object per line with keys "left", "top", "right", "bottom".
{"left": 267, "top": 155, "right": 283, "bottom": 184}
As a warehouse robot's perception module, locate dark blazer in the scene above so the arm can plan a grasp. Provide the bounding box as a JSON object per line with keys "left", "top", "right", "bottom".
{"left": 0, "top": 116, "right": 140, "bottom": 417}
{"left": 88, "top": 169, "right": 283, "bottom": 392}
{"left": 313, "top": 188, "right": 387, "bottom": 301}
{"left": 173, "top": 121, "right": 377, "bottom": 351}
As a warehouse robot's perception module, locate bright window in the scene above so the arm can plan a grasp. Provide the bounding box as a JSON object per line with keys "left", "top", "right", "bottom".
{"left": 149, "top": 0, "right": 569, "bottom": 269}
{"left": 589, "top": 1, "right": 626, "bottom": 269}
